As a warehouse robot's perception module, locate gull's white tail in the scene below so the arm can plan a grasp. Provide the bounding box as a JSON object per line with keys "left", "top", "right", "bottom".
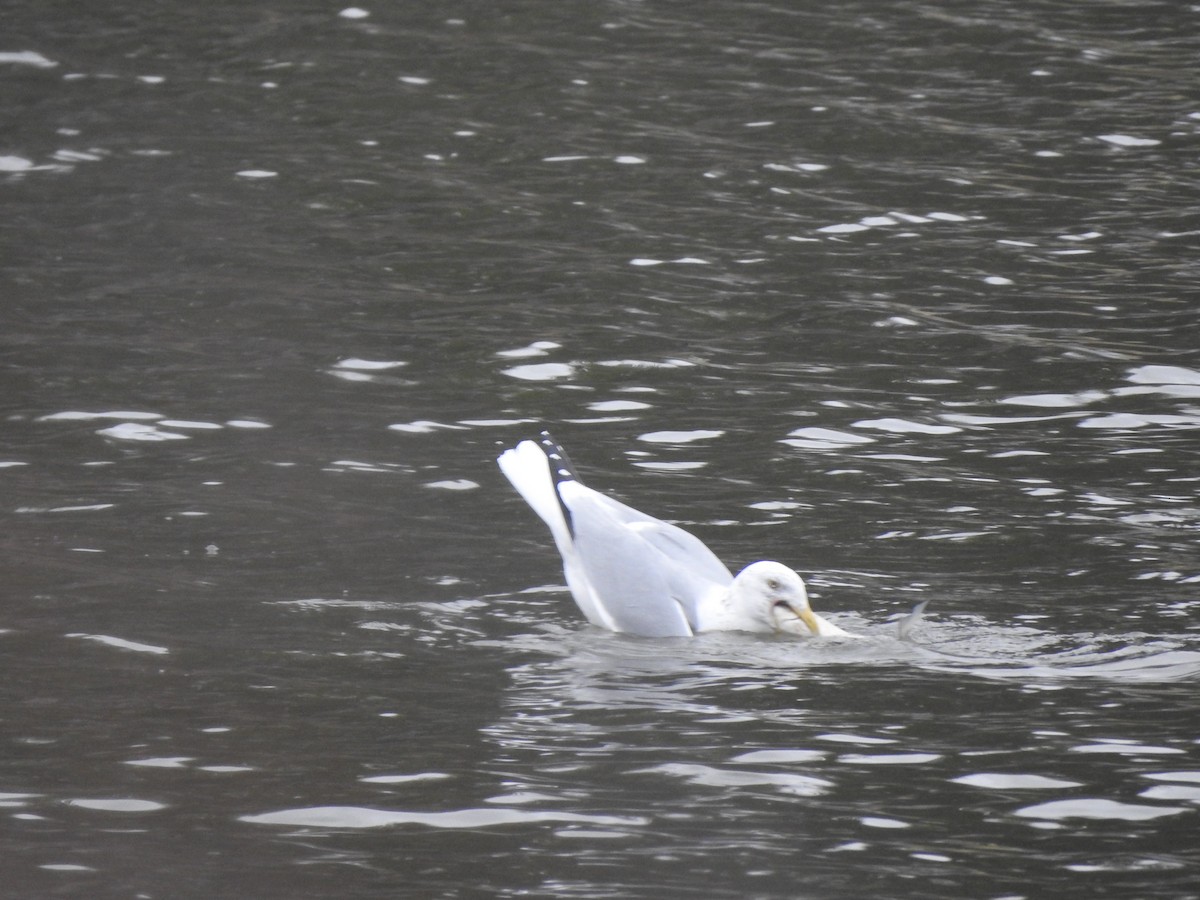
{"left": 496, "top": 438, "right": 573, "bottom": 553}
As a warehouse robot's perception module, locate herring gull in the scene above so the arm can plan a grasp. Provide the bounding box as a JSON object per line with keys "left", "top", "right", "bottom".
{"left": 497, "top": 433, "right": 851, "bottom": 638}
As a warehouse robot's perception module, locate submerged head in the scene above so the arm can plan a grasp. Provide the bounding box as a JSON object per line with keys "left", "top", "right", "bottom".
{"left": 732, "top": 560, "right": 823, "bottom": 635}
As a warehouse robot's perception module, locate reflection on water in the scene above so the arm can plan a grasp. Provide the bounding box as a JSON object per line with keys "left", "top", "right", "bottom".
{"left": 466, "top": 602, "right": 1199, "bottom": 896}
{"left": 918, "top": 620, "right": 1200, "bottom": 683}
{"left": 241, "top": 805, "right": 647, "bottom": 830}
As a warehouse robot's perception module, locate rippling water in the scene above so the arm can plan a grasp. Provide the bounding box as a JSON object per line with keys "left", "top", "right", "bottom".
{"left": 3, "top": 0, "right": 1199, "bottom": 897}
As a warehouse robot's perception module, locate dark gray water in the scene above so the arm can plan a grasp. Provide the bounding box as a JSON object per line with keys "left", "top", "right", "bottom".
{"left": 4, "top": 1, "right": 1199, "bottom": 897}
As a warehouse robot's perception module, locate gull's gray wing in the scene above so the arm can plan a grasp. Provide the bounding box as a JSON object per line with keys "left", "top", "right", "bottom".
{"left": 583, "top": 491, "right": 733, "bottom": 583}
{"left": 559, "top": 482, "right": 731, "bottom": 637}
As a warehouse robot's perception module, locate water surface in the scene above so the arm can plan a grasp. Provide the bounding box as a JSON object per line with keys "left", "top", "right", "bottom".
{"left": 3, "top": 1, "right": 1199, "bottom": 897}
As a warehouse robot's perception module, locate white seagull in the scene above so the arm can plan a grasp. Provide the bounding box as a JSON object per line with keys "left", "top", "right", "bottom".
{"left": 497, "top": 433, "right": 852, "bottom": 638}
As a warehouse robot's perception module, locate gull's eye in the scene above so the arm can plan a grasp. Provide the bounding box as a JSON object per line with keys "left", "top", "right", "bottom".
{"left": 766, "top": 577, "right": 781, "bottom": 591}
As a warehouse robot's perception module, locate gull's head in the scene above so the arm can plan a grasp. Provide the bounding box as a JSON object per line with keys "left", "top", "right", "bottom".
{"left": 732, "top": 560, "right": 822, "bottom": 635}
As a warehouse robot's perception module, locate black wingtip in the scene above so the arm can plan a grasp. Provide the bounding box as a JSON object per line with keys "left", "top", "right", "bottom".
{"left": 538, "top": 430, "right": 581, "bottom": 485}
{"left": 537, "top": 431, "right": 579, "bottom": 538}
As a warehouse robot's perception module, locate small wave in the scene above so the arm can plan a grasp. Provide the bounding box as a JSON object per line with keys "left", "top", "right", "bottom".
{"left": 913, "top": 625, "right": 1200, "bottom": 683}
